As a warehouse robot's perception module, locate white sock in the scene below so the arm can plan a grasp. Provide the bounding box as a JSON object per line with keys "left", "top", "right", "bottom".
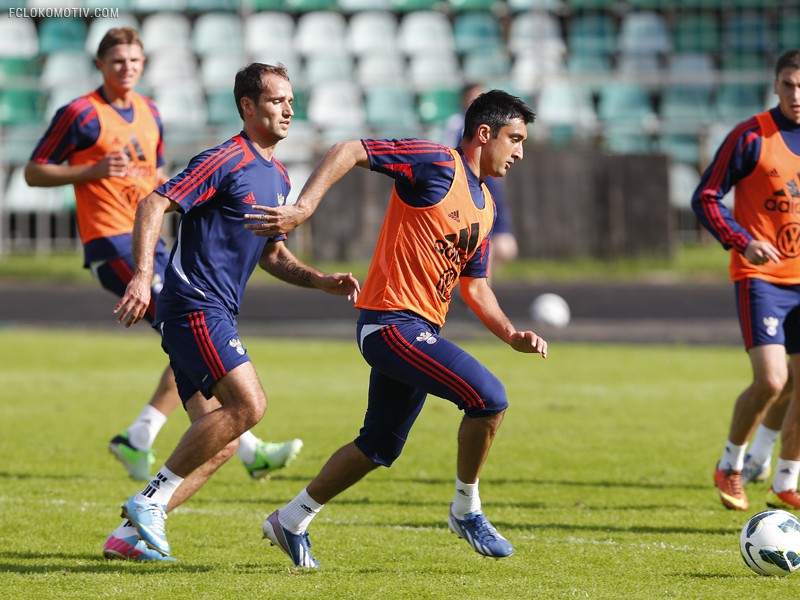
{"left": 112, "top": 519, "right": 138, "bottom": 539}
{"left": 135, "top": 466, "right": 184, "bottom": 507}
{"left": 746, "top": 424, "right": 780, "bottom": 466}
{"left": 278, "top": 488, "right": 324, "bottom": 534}
{"left": 127, "top": 405, "right": 168, "bottom": 451}
{"left": 771, "top": 458, "right": 800, "bottom": 493}
{"left": 719, "top": 440, "right": 747, "bottom": 471}
{"left": 237, "top": 430, "right": 260, "bottom": 464}
{"left": 451, "top": 477, "right": 481, "bottom": 519}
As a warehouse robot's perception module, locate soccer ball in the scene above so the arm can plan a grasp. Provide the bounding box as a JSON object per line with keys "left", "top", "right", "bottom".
{"left": 528, "top": 293, "right": 570, "bottom": 328}
{"left": 740, "top": 509, "right": 800, "bottom": 576}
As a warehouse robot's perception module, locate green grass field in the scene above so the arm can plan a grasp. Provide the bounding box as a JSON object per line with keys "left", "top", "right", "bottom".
{"left": 1, "top": 328, "right": 796, "bottom": 599}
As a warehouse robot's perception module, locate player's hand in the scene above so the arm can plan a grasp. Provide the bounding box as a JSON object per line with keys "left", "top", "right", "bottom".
{"left": 509, "top": 330, "right": 547, "bottom": 358}
{"left": 244, "top": 204, "right": 307, "bottom": 237}
{"left": 744, "top": 240, "right": 781, "bottom": 266}
{"left": 316, "top": 272, "right": 360, "bottom": 303}
{"left": 114, "top": 274, "right": 152, "bottom": 328}
{"left": 95, "top": 149, "right": 130, "bottom": 179}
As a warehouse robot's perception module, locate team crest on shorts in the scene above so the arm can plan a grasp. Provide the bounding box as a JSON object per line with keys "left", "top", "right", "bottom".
{"left": 416, "top": 331, "right": 438, "bottom": 344}
{"left": 229, "top": 338, "right": 245, "bottom": 355}
{"left": 763, "top": 316, "right": 779, "bottom": 337}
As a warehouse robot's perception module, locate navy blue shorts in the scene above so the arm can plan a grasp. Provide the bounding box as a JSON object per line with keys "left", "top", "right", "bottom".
{"left": 735, "top": 278, "right": 800, "bottom": 352}
{"left": 90, "top": 242, "right": 170, "bottom": 324}
{"left": 157, "top": 309, "right": 251, "bottom": 403}
{"left": 354, "top": 316, "right": 508, "bottom": 466}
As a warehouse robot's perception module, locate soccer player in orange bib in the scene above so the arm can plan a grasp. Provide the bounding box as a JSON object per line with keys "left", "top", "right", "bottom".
{"left": 24, "top": 28, "right": 302, "bottom": 514}
{"left": 693, "top": 49, "right": 800, "bottom": 512}
{"left": 245, "top": 90, "right": 546, "bottom": 567}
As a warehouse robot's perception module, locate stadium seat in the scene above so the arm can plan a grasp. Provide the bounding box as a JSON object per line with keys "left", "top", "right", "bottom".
{"left": 617, "top": 11, "right": 672, "bottom": 56}
{"left": 597, "top": 82, "right": 656, "bottom": 127}
{"left": 778, "top": 12, "right": 800, "bottom": 53}
{"left": 141, "top": 12, "right": 192, "bottom": 54}
{"left": 658, "top": 126, "right": 701, "bottom": 165}
{"left": 285, "top": 0, "right": 338, "bottom": 11}
{"left": 567, "top": 12, "right": 616, "bottom": 56}
{"left": 131, "top": 0, "right": 187, "bottom": 12}
{"left": 245, "top": 11, "right": 295, "bottom": 57}
{"left": 448, "top": 0, "right": 501, "bottom": 11}
{"left": 391, "top": 0, "right": 440, "bottom": 12}
{"left": 602, "top": 124, "right": 654, "bottom": 154}
{"left": 668, "top": 162, "right": 700, "bottom": 211}
{"left": 365, "top": 85, "right": 420, "bottom": 138}
{"left": 144, "top": 48, "right": 199, "bottom": 89}
{"left": 40, "top": 51, "right": 98, "bottom": 91}
{"left": 346, "top": 11, "right": 398, "bottom": 56}
{"left": 453, "top": 12, "right": 504, "bottom": 55}
{"left": 0, "top": 88, "right": 43, "bottom": 125}
{"left": 565, "top": 53, "right": 611, "bottom": 93}
{"left": 247, "top": 0, "right": 287, "bottom": 9}
{"left": 338, "top": 0, "right": 392, "bottom": 11}
{"left": 0, "top": 18, "right": 38, "bottom": 58}
{"left": 4, "top": 167, "right": 74, "bottom": 213}
{"left": 508, "top": 11, "right": 566, "bottom": 56}
{"left": 616, "top": 52, "right": 662, "bottom": 88}
{"left": 294, "top": 11, "right": 348, "bottom": 56}
{"left": 408, "top": 53, "right": 462, "bottom": 91}
{"left": 0, "top": 57, "right": 40, "bottom": 87}
{"left": 511, "top": 50, "right": 564, "bottom": 95}
{"left": 715, "top": 82, "right": 769, "bottom": 122}
{"left": 535, "top": 79, "right": 597, "bottom": 143}
{"left": 303, "top": 51, "right": 354, "bottom": 87}
{"left": 397, "top": 11, "right": 455, "bottom": 56}
{"left": 462, "top": 50, "right": 511, "bottom": 87}
{"left": 660, "top": 85, "right": 714, "bottom": 125}
{"left": 84, "top": 0, "right": 135, "bottom": 9}
{"left": 206, "top": 88, "right": 241, "bottom": 127}
{"left": 85, "top": 15, "right": 140, "bottom": 56}
{"left": 0, "top": 124, "right": 41, "bottom": 166}
{"left": 355, "top": 52, "right": 406, "bottom": 90}
{"left": 417, "top": 87, "right": 461, "bottom": 125}
{"left": 186, "top": 0, "right": 240, "bottom": 11}
{"left": 154, "top": 83, "right": 208, "bottom": 127}
{"left": 672, "top": 14, "right": 720, "bottom": 54}
{"left": 723, "top": 11, "right": 773, "bottom": 55}
{"left": 307, "top": 80, "right": 365, "bottom": 130}
{"left": 507, "top": 0, "right": 563, "bottom": 10}
{"left": 667, "top": 52, "right": 715, "bottom": 88}
{"left": 37, "top": 18, "right": 87, "bottom": 55}
{"left": 201, "top": 54, "right": 246, "bottom": 92}
{"left": 192, "top": 12, "right": 244, "bottom": 58}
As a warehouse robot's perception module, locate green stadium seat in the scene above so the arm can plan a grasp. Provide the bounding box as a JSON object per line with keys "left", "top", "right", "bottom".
{"left": 602, "top": 124, "right": 654, "bottom": 154}
{"left": 284, "top": 0, "right": 337, "bottom": 11}
{"left": 453, "top": 12, "right": 504, "bottom": 55}
{"left": 447, "top": 0, "right": 501, "bottom": 11}
{"left": 206, "top": 89, "right": 241, "bottom": 126}
{"left": 186, "top": 0, "right": 240, "bottom": 10}
{"left": 567, "top": 12, "right": 616, "bottom": 56}
{"left": 417, "top": 87, "right": 461, "bottom": 125}
{"left": 0, "top": 89, "right": 43, "bottom": 125}
{"left": 391, "top": 0, "right": 441, "bottom": 12}
{"left": 673, "top": 14, "right": 720, "bottom": 54}
{"left": 38, "top": 18, "right": 88, "bottom": 55}
{"left": 723, "top": 11, "right": 773, "bottom": 55}
{"left": 0, "top": 57, "right": 40, "bottom": 87}
{"left": 778, "top": 12, "right": 800, "bottom": 53}
{"left": 462, "top": 50, "right": 511, "bottom": 86}
{"left": 715, "top": 82, "right": 769, "bottom": 122}
{"left": 365, "top": 85, "right": 420, "bottom": 138}
{"left": 246, "top": 0, "right": 287, "bottom": 9}
{"left": 597, "top": 82, "right": 655, "bottom": 126}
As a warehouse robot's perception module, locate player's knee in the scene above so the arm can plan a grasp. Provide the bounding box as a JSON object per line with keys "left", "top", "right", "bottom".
{"left": 465, "top": 377, "right": 508, "bottom": 416}
{"left": 354, "top": 436, "right": 405, "bottom": 467}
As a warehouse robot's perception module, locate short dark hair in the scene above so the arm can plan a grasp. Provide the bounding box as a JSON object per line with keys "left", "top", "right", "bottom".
{"left": 233, "top": 63, "right": 290, "bottom": 120}
{"left": 96, "top": 27, "right": 142, "bottom": 60}
{"left": 463, "top": 89, "right": 535, "bottom": 141}
{"left": 775, "top": 50, "right": 800, "bottom": 78}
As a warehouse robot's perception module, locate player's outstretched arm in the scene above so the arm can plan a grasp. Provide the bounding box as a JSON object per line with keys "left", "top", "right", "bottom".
{"left": 114, "top": 192, "right": 175, "bottom": 328}
{"left": 244, "top": 140, "right": 369, "bottom": 237}
{"left": 460, "top": 276, "right": 547, "bottom": 358}
{"left": 25, "top": 149, "right": 130, "bottom": 187}
{"left": 258, "top": 241, "right": 360, "bottom": 303}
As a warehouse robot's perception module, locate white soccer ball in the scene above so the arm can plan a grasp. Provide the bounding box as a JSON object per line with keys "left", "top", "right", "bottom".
{"left": 528, "top": 293, "right": 570, "bottom": 328}
{"left": 740, "top": 509, "right": 800, "bottom": 576}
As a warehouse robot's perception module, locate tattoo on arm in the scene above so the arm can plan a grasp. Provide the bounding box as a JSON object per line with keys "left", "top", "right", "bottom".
{"left": 276, "top": 253, "right": 313, "bottom": 286}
